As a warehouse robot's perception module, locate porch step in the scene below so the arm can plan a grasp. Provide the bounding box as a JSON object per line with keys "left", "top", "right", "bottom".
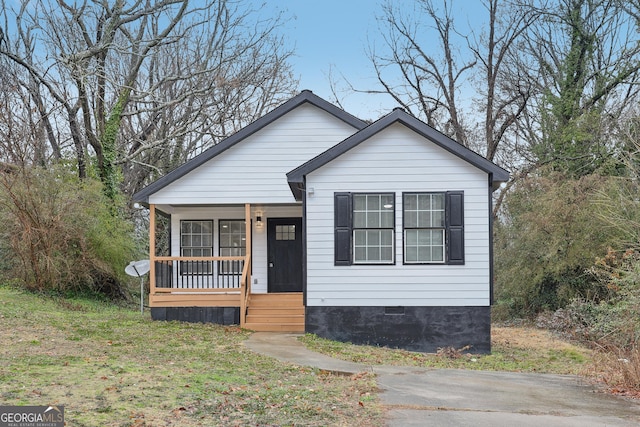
{"left": 244, "top": 293, "right": 304, "bottom": 332}
{"left": 248, "top": 293, "right": 303, "bottom": 307}
{"left": 243, "top": 323, "right": 305, "bottom": 332}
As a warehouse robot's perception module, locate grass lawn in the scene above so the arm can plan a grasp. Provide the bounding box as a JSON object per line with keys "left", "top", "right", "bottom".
{"left": 300, "top": 325, "right": 592, "bottom": 375}
{"left": 0, "top": 286, "right": 382, "bottom": 426}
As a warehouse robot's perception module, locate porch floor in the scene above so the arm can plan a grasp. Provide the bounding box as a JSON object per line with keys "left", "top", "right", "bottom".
{"left": 244, "top": 293, "right": 304, "bottom": 332}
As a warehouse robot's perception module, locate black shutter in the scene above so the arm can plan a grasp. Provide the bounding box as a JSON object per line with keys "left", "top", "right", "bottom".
{"left": 334, "top": 192, "right": 352, "bottom": 266}
{"left": 446, "top": 191, "right": 464, "bottom": 265}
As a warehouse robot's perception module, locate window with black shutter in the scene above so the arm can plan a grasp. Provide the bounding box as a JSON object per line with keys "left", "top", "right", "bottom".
{"left": 335, "top": 191, "right": 464, "bottom": 266}
{"left": 402, "top": 191, "right": 464, "bottom": 265}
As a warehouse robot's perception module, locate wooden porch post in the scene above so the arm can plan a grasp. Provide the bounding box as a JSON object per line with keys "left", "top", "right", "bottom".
{"left": 245, "top": 203, "right": 252, "bottom": 276}
{"left": 240, "top": 203, "right": 251, "bottom": 328}
{"left": 149, "top": 204, "right": 156, "bottom": 300}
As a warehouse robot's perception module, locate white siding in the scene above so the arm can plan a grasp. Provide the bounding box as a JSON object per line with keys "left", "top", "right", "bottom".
{"left": 149, "top": 104, "right": 358, "bottom": 205}
{"left": 305, "top": 123, "right": 491, "bottom": 307}
{"left": 169, "top": 205, "right": 302, "bottom": 293}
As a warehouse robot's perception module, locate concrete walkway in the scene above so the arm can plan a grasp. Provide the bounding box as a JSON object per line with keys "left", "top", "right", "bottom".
{"left": 245, "top": 332, "right": 640, "bottom": 427}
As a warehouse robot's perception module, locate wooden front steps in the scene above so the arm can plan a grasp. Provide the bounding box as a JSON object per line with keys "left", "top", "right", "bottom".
{"left": 244, "top": 293, "right": 305, "bottom": 332}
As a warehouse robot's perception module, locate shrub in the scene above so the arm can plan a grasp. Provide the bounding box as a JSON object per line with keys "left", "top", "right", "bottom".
{"left": 494, "top": 172, "right": 624, "bottom": 319}
{"left": 0, "top": 165, "right": 140, "bottom": 298}
{"left": 537, "top": 249, "right": 640, "bottom": 350}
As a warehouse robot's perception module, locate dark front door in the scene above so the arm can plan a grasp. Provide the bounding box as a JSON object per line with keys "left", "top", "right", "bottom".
{"left": 267, "top": 218, "right": 303, "bottom": 293}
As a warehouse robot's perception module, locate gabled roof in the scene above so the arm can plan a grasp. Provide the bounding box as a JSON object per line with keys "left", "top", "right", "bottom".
{"left": 133, "top": 90, "right": 367, "bottom": 203}
{"left": 287, "top": 108, "right": 510, "bottom": 200}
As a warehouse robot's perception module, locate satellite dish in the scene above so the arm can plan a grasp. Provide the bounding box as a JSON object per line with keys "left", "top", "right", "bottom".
{"left": 126, "top": 260, "right": 151, "bottom": 315}
{"left": 125, "top": 259, "right": 150, "bottom": 277}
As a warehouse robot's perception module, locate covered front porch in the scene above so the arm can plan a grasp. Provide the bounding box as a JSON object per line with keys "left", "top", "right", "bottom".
{"left": 146, "top": 203, "right": 304, "bottom": 332}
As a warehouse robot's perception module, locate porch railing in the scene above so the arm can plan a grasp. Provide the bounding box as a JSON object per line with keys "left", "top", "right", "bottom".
{"left": 152, "top": 256, "right": 246, "bottom": 290}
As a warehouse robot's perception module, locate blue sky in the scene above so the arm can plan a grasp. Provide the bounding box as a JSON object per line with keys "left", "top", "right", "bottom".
{"left": 260, "top": 0, "right": 387, "bottom": 119}
{"left": 259, "top": 0, "right": 484, "bottom": 120}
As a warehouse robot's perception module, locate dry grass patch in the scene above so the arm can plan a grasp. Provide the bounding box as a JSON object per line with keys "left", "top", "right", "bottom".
{"left": 492, "top": 326, "right": 589, "bottom": 352}
{"left": 300, "top": 326, "right": 592, "bottom": 375}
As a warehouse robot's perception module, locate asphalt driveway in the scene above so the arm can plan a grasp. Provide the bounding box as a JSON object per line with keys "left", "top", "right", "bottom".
{"left": 245, "top": 332, "right": 640, "bottom": 426}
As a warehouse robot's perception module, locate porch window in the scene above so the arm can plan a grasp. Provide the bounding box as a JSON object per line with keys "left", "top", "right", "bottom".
{"left": 180, "top": 220, "right": 213, "bottom": 274}
{"left": 219, "top": 220, "right": 246, "bottom": 274}
{"left": 353, "top": 193, "right": 395, "bottom": 264}
{"left": 403, "top": 193, "right": 445, "bottom": 263}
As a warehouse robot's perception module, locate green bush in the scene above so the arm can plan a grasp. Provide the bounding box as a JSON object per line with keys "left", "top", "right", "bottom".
{"left": 494, "top": 172, "right": 624, "bottom": 319}
{"left": 0, "top": 165, "right": 140, "bottom": 298}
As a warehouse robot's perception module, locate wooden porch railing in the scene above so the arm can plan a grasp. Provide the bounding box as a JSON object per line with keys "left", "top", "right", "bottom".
{"left": 148, "top": 203, "right": 253, "bottom": 325}
{"left": 153, "top": 256, "right": 246, "bottom": 290}
{"left": 240, "top": 253, "right": 251, "bottom": 328}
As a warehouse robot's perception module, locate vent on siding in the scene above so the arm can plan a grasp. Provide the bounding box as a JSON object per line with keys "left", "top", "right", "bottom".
{"left": 384, "top": 306, "right": 405, "bottom": 315}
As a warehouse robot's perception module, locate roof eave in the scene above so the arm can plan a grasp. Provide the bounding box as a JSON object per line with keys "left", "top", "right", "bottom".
{"left": 286, "top": 109, "right": 511, "bottom": 194}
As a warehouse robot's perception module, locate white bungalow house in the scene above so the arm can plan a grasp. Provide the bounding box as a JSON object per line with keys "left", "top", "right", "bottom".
{"left": 133, "top": 90, "right": 509, "bottom": 353}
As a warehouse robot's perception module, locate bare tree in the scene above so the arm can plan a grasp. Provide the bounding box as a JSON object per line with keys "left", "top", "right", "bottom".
{"left": 352, "top": 0, "right": 533, "bottom": 167}
{"left": 366, "top": 0, "right": 474, "bottom": 146}
{"left": 0, "top": 0, "right": 297, "bottom": 198}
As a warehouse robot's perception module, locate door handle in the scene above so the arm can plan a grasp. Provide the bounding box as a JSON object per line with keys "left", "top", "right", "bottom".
{"left": 269, "top": 262, "right": 274, "bottom": 268}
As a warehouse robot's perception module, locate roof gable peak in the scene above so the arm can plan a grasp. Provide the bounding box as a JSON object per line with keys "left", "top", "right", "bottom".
{"left": 287, "top": 108, "right": 509, "bottom": 199}
{"left": 133, "top": 90, "right": 366, "bottom": 203}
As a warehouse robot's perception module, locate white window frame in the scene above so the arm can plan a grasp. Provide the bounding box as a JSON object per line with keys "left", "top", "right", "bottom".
{"left": 218, "top": 219, "right": 246, "bottom": 275}
{"left": 180, "top": 220, "right": 213, "bottom": 274}
{"left": 403, "top": 193, "right": 446, "bottom": 264}
{"left": 352, "top": 193, "right": 395, "bottom": 264}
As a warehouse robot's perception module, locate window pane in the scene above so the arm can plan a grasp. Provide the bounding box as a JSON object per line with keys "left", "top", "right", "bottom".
{"left": 381, "top": 247, "right": 393, "bottom": 262}
{"left": 418, "top": 247, "right": 430, "bottom": 262}
{"left": 367, "top": 246, "right": 380, "bottom": 261}
{"left": 432, "top": 211, "right": 445, "bottom": 227}
{"left": 406, "top": 247, "right": 417, "bottom": 263}
{"left": 367, "top": 195, "right": 379, "bottom": 210}
{"left": 406, "top": 229, "right": 417, "bottom": 245}
{"left": 381, "top": 211, "right": 394, "bottom": 228}
{"left": 381, "top": 230, "right": 393, "bottom": 245}
{"left": 368, "top": 230, "right": 380, "bottom": 245}
{"left": 418, "top": 194, "right": 431, "bottom": 210}
{"left": 432, "top": 247, "right": 444, "bottom": 262}
{"left": 433, "top": 194, "right": 445, "bottom": 210}
{"left": 418, "top": 211, "right": 430, "bottom": 227}
{"left": 405, "top": 194, "right": 417, "bottom": 210}
{"left": 367, "top": 213, "right": 380, "bottom": 228}
{"left": 418, "top": 230, "right": 431, "bottom": 245}
{"left": 353, "top": 212, "right": 366, "bottom": 228}
{"left": 433, "top": 230, "right": 444, "bottom": 245}
{"left": 405, "top": 211, "right": 417, "bottom": 228}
